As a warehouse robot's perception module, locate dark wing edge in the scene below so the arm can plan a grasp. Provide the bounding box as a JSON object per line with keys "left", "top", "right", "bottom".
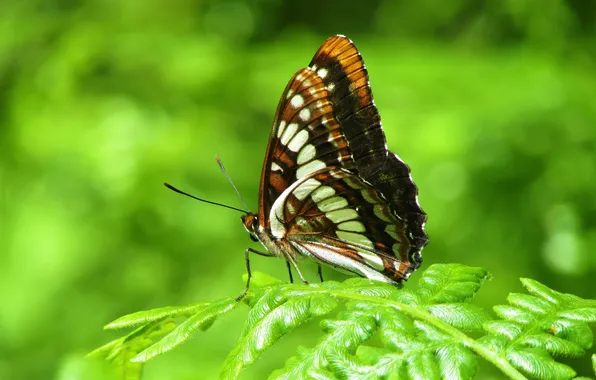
{"left": 309, "top": 35, "right": 428, "bottom": 253}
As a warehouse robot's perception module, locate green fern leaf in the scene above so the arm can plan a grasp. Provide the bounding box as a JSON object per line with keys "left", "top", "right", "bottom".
{"left": 518, "top": 333, "right": 585, "bottom": 357}
{"left": 507, "top": 293, "right": 555, "bottom": 315}
{"left": 375, "top": 306, "right": 417, "bottom": 350}
{"left": 434, "top": 343, "right": 477, "bottom": 380}
{"left": 506, "top": 347, "right": 576, "bottom": 379}
{"left": 480, "top": 277, "right": 596, "bottom": 379}
{"left": 87, "top": 319, "right": 178, "bottom": 380}
{"left": 220, "top": 290, "right": 339, "bottom": 379}
{"left": 332, "top": 278, "right": 398, "bottom": 297}
{"left": 547, "top": 318, "right": 593, "bottom": 350}
{"left": 416, "top": 264, "right": 489, "bottom": 304}
{"left": 132, "top": 297, "right": 238, "bottom": 362}
{"left": 560, "top": 308, "right": 596, "bottom": 322}
{"left": 270, "top": 306, "right": 377, "bottom": 379}
{"left": 425, "top": 303, "right": 490, "bottom": 331}
{"left": 104, "top": 302, "right": 208, "bottom": 329}
{"left": 90, "top": 264, "right": 596, "bottom": 380}
{"left": 494, "top": 304, "right": 538, "bottom": 324}
{"left": 520, "top": 278, "right": 563, "bottom": 304}
{"left": 484, "top": 320, "right": 523, "bottom": 340}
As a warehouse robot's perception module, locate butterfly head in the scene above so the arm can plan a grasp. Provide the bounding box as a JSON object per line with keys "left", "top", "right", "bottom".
{"left": 241, "top": 213, "right": 260, "bottom": 242}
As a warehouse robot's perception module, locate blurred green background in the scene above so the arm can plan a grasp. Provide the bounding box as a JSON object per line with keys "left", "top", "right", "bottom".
{"left": 1, "top": 0, "right": 596, "bottom": 379}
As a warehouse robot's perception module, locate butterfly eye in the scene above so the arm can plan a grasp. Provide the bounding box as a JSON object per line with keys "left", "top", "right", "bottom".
{"left": 249, "top": 234, "right": 259, "bottom": 242}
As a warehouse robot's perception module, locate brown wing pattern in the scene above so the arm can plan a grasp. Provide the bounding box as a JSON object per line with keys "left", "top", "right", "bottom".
{"left": 309, "top": 35, "right": 428, "bottom": 256}
{"left": 257, "top": 67, "right": 357, "bottom": 225}
{"left": 274, "top": 167, "right": 418, "bottom": 282}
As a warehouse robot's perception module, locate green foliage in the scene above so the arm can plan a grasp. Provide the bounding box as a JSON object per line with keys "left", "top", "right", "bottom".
{"left": 90, "top": 264, "right": 596, "bottom": 379}
{"left": 88, "top": 299, "right": 238, "bottom": 368}
{"left": 3, "top": 1, "right": 596, "bottom": 377}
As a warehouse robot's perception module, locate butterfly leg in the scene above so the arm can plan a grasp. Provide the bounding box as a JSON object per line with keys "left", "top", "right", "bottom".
{"left": 285, "top": 256, "right": 309, "bottom": 284}
{"left": 317, "top": 264, "right": 324, "bottom": 282}
{"left": 236, "top": 247, "right": 275, "bottom": 302}
{"left": 286, "top": 261, "right": 294, "bottom": 283}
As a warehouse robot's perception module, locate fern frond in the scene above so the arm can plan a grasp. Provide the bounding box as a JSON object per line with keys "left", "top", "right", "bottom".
{"left": 245, "top": 265, "right": 492, "bottom": 379}
{"left": 478, "top": 278, "right": 596, "bottom": 379}
{"left": 87, "top": 297, "right": 238, "bottom": 380}
{"left": 221, "top": 287, "right": 340, "bottom": 379}
{"left": 132, "top": 297, "right": 238, "bottom": 362}
{"left": 90, "top": 264, "right": 596, "bottom": 380}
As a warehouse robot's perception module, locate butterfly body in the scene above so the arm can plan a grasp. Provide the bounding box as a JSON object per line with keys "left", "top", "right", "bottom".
{"left": 241, "top": 35, "right": 427, "bottom": 292}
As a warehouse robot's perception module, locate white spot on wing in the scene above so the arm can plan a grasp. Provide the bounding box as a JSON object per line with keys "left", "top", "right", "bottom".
{"left": 288, "top": 129, "right": 309, "bottom": 153}
{"left": 343, "top": 175, "right": 365, "bottom": 190}
{"left": 277, "top": 120, "right": 286, "bottom": 138}
{"left": 297, "top": 144, "right": 316, "bottom": 164}
{"left": 329, "top": 169, "right": 345, "bottom": 179}
{"left": 280, "top": 123, "right": 298, "bottom": 146}
{"left": 311, "top": 186, "right": 335, "bottom": 203}
{"left": 271, "top": 162, "right": 283, "bottom": 172}
{"left": 270, "top": 210, "right": 285, "bottom": 239}
{"left": 334, "top": 231, "right": 382, "bottom": 271}
{"left": 339, "top": 221, "right": 366, "bottom": 232}
{"left": 317, "top": 68, "right": 328, "bottom": 79}
{"left": 360, "top": 189, "right": 378, "bottom": 204}
{"left": 336, "top": 230, "right": 374, "bottom": 249}
{"left": 317, "top": 196, "right": 347, "bottom": 212}
{"left": 360, "top": 252, "right": 385, "bottom": 271}
{"left": 296, "top": 159, "right": 325, "bottom": 179}
{"left": 299, "top": 108, "right": 311, "bottom": 122}
{"left": 293, "top": 178, "right": 320, "bottom": 201}
{"left": 290, "top": 94, "right": 304, "bottom": 109}
{"left": 325, "top": 209, "right": 358, "bottom": 223}
{"left": 373, "top": 204, "right": 393, "bottom": 222}
{"left": 286, "top": 202, "right": 295, "bottom": 214}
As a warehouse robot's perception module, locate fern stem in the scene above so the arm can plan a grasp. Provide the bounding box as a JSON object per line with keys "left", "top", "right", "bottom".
{"left": 327, "top": 290, "right": 527, "bottom": 380}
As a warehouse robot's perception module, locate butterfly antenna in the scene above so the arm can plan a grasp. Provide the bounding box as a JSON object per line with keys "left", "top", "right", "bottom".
{"left": 164, "top": 182, "right": 248, "bottom": 214}
{"left": 215, "top": 155, "right": 250, "bottom": 212}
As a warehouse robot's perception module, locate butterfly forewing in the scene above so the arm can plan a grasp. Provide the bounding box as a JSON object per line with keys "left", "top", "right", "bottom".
{"left": 258, "top": 67, "right": 356, "bottom": 225}
{"left": 309, "top": 35, "right": 387, "bottom": 175}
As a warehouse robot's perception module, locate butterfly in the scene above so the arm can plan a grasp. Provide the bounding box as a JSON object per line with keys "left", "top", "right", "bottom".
{"left": 237, "top": 35, "right": 428, "bottom": 299}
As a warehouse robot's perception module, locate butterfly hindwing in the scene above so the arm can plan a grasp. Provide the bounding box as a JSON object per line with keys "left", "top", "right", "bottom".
{"left": 268, "top": 167, "right": 418, "bottom": 282}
